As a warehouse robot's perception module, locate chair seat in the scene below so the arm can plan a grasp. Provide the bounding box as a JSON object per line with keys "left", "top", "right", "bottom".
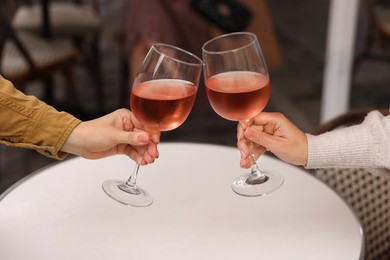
{"left": 12, "top": 2, "right": 102, "bottom": 37}
{"left": 1, "top": 32, "right": 79, "bottom": 83}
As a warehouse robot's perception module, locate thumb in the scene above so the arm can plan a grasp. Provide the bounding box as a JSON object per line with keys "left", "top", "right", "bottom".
{"left": 244, "top": 127, "right": 278, "bottom": 150}
{"left": 113, "top": 130, "right": 150, "bottom": 146}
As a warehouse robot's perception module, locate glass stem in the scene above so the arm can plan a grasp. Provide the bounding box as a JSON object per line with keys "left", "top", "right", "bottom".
{"left": 126, "top": 163, "right": 141, "bottom": 188}
{"left": 248, "top": 142, "right": 265, "bottom": 179}
{"left": 240, "top": 120, "right": 269, "bottom": 184}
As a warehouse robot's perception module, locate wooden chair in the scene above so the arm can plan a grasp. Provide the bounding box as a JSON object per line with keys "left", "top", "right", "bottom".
{"left": 11, "top": 0, "right": 104, "bottom": 110}
{"left": 354, "top": 0, "right": 390, "bottom": 74}
{"left": 312, "top": 108, "right": 390, "bottom": 260}
{"left": 0, "top": 5, "right": 80, "bottom": 110}
{"left": 312, "top": 107, "right": 389, "bottom": 135}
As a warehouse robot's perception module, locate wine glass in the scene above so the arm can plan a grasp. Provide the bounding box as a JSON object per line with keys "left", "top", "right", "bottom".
{"left": 202, "top": 32, "right": 284, "bottom": 196}
{"left": 103, "top": 43, "right": 203, "bottom": 206}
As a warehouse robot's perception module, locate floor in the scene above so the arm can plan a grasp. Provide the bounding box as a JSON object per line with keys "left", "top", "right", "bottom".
{"left": 1, "top": 0, "right": 389, "bottom": 193}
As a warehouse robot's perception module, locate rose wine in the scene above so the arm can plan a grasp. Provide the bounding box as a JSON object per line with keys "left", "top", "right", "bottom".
{"left": 205, "top": 71, "right": 270, "bottom": 121}
{"left": 130, "top": 79, "right": 197, "bottom": 131}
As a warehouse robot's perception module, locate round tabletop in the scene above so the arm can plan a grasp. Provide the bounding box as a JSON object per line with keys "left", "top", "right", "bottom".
{"left": 0, "top": 142, "right": 364, "bottom": 260}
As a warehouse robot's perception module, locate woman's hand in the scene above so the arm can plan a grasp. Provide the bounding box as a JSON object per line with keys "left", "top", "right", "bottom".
{"left": 62, "top": 109, "right": 160, "bottom": 165}
{"left": 237, "top": 112, "right": 308, "bottom": 168}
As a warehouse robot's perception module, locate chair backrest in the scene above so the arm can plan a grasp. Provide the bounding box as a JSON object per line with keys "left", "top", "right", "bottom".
{"left": 313, "top": 107, "right": 389, "bottom": 135}
{"left": 0, "top": 5, "right": 37, "bottom": 77}
{"left": 312, "top": 108, "right": 390, "bottom": 260}
{"left": 316, "top": 167, "right": 390, "bottom": 260}
{"left": 363, "top": 0, "right": 390, "bottom": 49}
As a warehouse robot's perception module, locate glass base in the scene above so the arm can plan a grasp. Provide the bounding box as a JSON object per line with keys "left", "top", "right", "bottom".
{"left": 102, "top": 179, "right": 153, "bottom": 207}
{"left": 232, "top": 171, "right": 284, "bottom": 197}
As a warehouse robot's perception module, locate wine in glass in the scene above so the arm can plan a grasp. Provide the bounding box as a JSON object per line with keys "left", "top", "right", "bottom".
{"left": 103, "top": 43, "right": 203, "bottom": 206}
{"left": 202, "top": 32, "right": 284, "bottom": 196}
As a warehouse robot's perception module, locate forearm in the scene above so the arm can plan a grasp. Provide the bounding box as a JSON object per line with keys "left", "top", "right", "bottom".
{"left": 306, "top": 111, "right": 390, "bottom": 173}
{"left": 0, "top": 76, "right": 81, "bottom": 159}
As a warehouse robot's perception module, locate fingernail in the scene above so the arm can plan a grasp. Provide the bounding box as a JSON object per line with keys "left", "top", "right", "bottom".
{"left": 138, "top": 134, "right": 149, "bottom": 143}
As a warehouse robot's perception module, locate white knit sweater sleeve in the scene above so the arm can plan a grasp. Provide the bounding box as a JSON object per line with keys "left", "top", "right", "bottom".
{"left": 305, "top": 110, "right": 390, "bottom": 176}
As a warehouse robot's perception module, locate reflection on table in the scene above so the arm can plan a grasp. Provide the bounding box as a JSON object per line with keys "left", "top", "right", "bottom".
{"left": 0, "top": 143, "right": 364, "bottom": 260}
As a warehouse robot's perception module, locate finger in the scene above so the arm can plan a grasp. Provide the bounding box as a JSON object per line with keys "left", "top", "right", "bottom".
{"left": 251, "top": 112, "right": 281, "bottom": 125}
{"left": 122, "top": 145, "right": 148, "bottom": 165}
{"left": 237, "top": 139, "right": 266, "bottom": 168}
{"left": 239, "top": 118, "right": 253, "bottom": 129}
{"left": 237, "top": 139, "right": 249, "bottom": 159}
{"left": 244, "top": 127, "right": 279, "bottom": 150}
{"left": 251, "top": 112, "right": 286, "bottom": 135}
{"left": 240, "top": 144, "right": 266, "bottom": 164}
{"left": 81, "top": 150, "right": 113, "bottom": 160}
{"left": 240, "top": 156, "right": 252, "bottom": 169}
{"left": 151, "top": 131, "right": 161, "bottom": 144}
{"left": 114, "top": 129, "right": 150, "bottom": 146}
{"left": 147, "top": 142, "right": 159, "bottom": 159}
{"left": 142, "top": 151, "right": 155, "bottom": 164}
{"left": 251, "top": 145, "right": 266, "bottom": 160}
{"left": 237, "top": 123, "right": 244, "bottom": 141}
{"left": 237, "top": 136, "right": 266, "bottom": 159}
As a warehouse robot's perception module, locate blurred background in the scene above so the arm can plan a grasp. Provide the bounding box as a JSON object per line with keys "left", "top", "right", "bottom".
{"left": 1, "top": 0, "right": 389, "bottom": 193}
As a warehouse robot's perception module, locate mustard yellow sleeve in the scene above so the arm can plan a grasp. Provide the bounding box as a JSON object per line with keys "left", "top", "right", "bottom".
{"left": 0, "top": 75, "right": 81, "bottom": 160}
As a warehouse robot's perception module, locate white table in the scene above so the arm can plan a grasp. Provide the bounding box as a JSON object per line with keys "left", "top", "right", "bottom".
{"left": 0, "top": 143, "right": 364, "bottom": 260}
